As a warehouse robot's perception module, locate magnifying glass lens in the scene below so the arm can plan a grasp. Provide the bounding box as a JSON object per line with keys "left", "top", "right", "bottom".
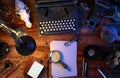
{"left": 49, "top": 50, "right": 70, "bottom": 71}
{"left": 50, "top": 51, "right": 60, "bottom": 62}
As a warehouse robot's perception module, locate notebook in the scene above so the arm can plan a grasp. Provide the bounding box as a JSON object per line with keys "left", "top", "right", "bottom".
{"left": 50, "top": 41, "right": 77, "bottom": 77}
{"left": 27, "top": 61, "right": 44, "bottom": 78}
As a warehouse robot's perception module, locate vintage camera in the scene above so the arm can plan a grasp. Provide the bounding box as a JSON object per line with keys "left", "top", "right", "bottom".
{"left": 86, "top": 0, "right": 112, "bottom": 31}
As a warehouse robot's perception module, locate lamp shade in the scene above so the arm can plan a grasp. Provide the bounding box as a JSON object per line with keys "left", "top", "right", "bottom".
{"left": 16, "top": 36, "right": 36, "bottom": 56}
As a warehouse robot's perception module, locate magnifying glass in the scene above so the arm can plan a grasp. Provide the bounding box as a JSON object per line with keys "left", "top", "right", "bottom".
{"left": 49, "top": 50, "right": 70, "bottom": 71}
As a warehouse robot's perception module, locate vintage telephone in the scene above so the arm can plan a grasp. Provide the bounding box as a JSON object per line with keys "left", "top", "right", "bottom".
{"left": 0, "top": 20, "right": 36, "bottom": 56}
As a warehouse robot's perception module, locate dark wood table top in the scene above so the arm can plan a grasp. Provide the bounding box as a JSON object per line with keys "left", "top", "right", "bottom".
{"left": 0, "top": 0, "right": 120, "bottom": 78}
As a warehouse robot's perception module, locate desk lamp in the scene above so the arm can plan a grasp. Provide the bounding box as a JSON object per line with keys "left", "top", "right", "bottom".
{"left": 0, "top": 20, "right": 36, "bottom": 56}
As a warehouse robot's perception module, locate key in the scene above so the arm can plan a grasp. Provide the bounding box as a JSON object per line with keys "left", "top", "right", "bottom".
{"left": 64, "top": 36, "right": 81, "bottom": 47}
{"left": 0, "top": 60, "right": 13, "bottom": 73}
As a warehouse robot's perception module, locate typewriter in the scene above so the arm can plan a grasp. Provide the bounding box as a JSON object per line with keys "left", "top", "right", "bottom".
{"left": 35, "top": 0, "right": 83, "bottom": 35}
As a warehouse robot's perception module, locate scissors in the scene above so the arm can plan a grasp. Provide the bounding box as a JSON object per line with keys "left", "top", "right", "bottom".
{"left": 0, "top": 60, "right": 13, "bottom": 73}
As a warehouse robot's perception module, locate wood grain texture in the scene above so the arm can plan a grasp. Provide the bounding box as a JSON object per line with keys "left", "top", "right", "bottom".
{"left": 0, "top": 0, "right": 120, "bottom": 78}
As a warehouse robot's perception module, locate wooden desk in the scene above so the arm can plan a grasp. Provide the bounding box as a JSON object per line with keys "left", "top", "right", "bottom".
{"left": 0, "top": 0, "right": 120, "bottom": 78}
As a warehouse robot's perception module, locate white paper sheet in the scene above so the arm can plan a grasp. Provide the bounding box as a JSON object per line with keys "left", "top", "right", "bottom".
{"left": 50, "top": 41, "right": 77, "bottom": 77}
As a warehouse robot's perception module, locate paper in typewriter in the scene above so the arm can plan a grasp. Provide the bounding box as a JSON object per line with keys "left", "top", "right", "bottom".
{"left": 50, "top": 41, "right": 77, "bottom": 77}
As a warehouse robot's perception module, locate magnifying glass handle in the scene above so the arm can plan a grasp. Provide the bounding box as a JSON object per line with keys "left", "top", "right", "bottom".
{"left": 60, "top": 62, "right": 70, "bottom": 71}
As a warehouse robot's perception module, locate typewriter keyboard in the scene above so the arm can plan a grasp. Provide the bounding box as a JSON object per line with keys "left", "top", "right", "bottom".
{"left": 38, "top": 19, "right": 78, "bottom": 35}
